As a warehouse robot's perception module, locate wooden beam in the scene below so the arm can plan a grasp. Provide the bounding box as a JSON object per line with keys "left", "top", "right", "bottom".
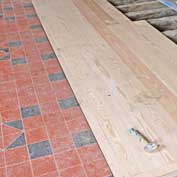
{"left": 126, "top": 7, "right": 177, "bottom": 20}
{"left": 148, "top": 16, "right": 177, "bottom": 31}
{"left": 118, "top": 1, "right": 165, "bottom": 13}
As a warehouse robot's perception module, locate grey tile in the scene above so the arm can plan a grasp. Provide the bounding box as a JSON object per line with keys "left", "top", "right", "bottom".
{"left": 4, "top": 6, "right": 13, "bottom": 11}
{"left": 59, "top": 97, "right": 79, "bottom": 110}
{"left": 35, "top": 37, "right": 48, "bottom": 43}
{"left": 26, "top": 14, "right": 37, "bottom": 18}
{"left": 5, "top": 120, "right": 23, "bottom": 130}
{"left": 12, "top": 57, "right": 27, "bottom": 65}
{"left": 9, "top": 41, "right": 22, "bottom": 47}
{"left": 5, "top": 16, "right": 15, "bottom": 21}
{"left": 24, "top": 3, "right": 33, "bottom": 8}
{"left": 0, "top": 54, "right": 10, "bottom": 60}
{"left": 28, "top": 140, "right": 52, "bottom": 159}
{"left": 48, "top": 72, "right": 65, "bottom": 82}
{"left": 41, "top": 53, "right": 56, "bottom": 61}
{"left": 21, "top": 105, "right": 41, "bottom": 119}
{"left": 30, "top": 24, "right": 42, "bottom": 30}
{"left": 0, "top": 48, "right": 10, "bottom": 60}
{"left": 7, "top": 133, "right": 26, "bottom": 149}
{"left": 0, "top": 48, "right": 9, "bottom": 53}
{"left": 72, "top": 130, "right": 96, "bottom": 148}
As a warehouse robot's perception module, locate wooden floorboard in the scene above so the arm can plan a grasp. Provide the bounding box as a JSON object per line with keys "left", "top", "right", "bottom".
{"left": 33, "top": 0, "right": 177, "bottom": 176}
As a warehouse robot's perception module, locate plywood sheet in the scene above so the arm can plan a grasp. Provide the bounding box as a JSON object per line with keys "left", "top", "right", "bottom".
{"left": 33, "top": 0, "right": 177, "bottom": 176}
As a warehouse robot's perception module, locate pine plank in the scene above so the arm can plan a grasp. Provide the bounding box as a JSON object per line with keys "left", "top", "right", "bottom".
{"left": 33, "top": 0, "right": 177, "bottom": 176}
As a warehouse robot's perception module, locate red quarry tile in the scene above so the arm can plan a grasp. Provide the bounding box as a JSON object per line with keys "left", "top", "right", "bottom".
{"left": 26, "top": 53, "right": 40, "bottom": 63}
{"left": 7, "top": 162, "right": 33, "bottom": 177}
{"left": 30, "top": 61, "right": 45, "bottom": 74}
{"left": 19, "top": 95, "right": 38, "bottom": 107}
{"left": 35, "top": 84, "right": 56, "bottom": 104}
{"left": 43, "top": 60, "right": 59, "bottom": 70}
{"left": 31, "top": 156, "right": 57, "bottom": 176}
{"left": 42, "top": 111, "right": 64, "bottom": 125}
{"left": 41, "top": 101, "right": 61, "bottom": 115}
{"left": 2, "top": 124, "right": 21, "bottom": 136}
{"left": 14, "top": 70, "right": 31, "bottom": 81}
{"left": 0, "top": 89, "right": 17, "bottom": 101}
{"left": 5, "top": 146, "right": 28, "bottom": 165}
{"left": 47, "top": 123, "right": 69, "bottom": 139}
{"left": 17, "top": 86, "right": 35, "bottom": 98}
{"left": 62, "top": 107, "right": 84, "bottom": 121}
{"left": 44, "top": 63, "right": 62, "bottom": 74}
{"left": 55, "top": 150, "right": 81, "bottom": 170}
{"left": 52, "top": 80, "right": 73, "bottom": 100}
{"left": 1, "top": 108, "right": 21, "bottom": 122}
{"left": 0, "top": 168, "right": 6, "bottom": 177}
{"left": 8, "top": 33, "right": 20, "bottom": 41}
{"left": 16, "top": 78, "right": 33, "bottom": 88}
{"left": 66, "top": 116, "right": 89, "bottom": 134}
{"left": 38, "top": 171, "right": 59, "bottom": 177}
{"left": 12, "top": 64, "right": 31, "bottom": 74}
{"left": 32, "top": 72, "right": 49, "bottom": 86}
{"left": 3, "top": 132, "right": 21, "bottom": 148}
{"left": 0, "top": 81, "right": 16, "bottom": 91}
{"left": 84, "top": 159, "right": 112, "bottom": 177}
{"left": 26, "top": 127, "right": 48, "bottom": 144}
{"left": 0, "top": 98, "right": 19, "bottom": 112}
{"left": 60, "top": 165, "right": 86, "bottom": 177}
{"left": 50, "top": 135, "right": 75, "bottom": 154}
{"left": 23, "top": 115, "right": 44, "bottom": 130}
{"left": 17, "top": 86, "right": 38, "bottom": 106}
{"left": 10, "top": 48, "right": 26, "bottom": 59}
{"left": 0, "top": 152, "right": 5, "bottom": 168}
{"left": 78, "top": 144, "right": 103, "bottom": 163}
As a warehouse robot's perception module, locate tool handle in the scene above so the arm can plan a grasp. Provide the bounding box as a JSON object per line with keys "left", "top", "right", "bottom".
{"left": 128, "top": 128, "right": 149, "bottom": 144}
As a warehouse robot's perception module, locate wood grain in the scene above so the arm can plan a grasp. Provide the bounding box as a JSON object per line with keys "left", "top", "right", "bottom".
{"left": 33, "top": 0, "right": 177, "bottom": 176}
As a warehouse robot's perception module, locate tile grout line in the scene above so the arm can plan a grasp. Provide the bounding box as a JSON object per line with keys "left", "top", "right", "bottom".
{"left": 10, "top": 0, "right": 35, "bottom": 176}
{"left": 0, "top": 1, "right": 15, "bottom": 176}
{"left": 25, "top": 3, "right": 62, "bottom": 176}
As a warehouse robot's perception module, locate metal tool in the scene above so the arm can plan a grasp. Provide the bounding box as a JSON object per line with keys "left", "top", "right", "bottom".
{"left": 128, "top": 128, "right": 159, "bottom": 153}
{"left": 158, "top": 0, "right": 177, "bottom": 12}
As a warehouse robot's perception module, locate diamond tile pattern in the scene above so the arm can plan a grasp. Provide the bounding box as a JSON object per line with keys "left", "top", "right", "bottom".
{"left": 0, "top": 0, "right": 112, "bottom": 176}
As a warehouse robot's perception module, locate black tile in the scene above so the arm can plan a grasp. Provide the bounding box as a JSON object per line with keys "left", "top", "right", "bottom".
{"left": 0, "top": 48, "right": 10, "bottom": 60}
{"left": 48, "top": 72, "right": 65, "bottom": 82}
{"left": 5, "top": 120, "right": 23, "bottom": 130}
{"left": 12, "top": 57, "right": 27, "bottom": 65}
{"left": 4, "top": 6, "right": 13, "bottom": 11}
{"left": 30, "top": 24, "right": 42, "bottom": 30}
{"left": 24, "top": 3, "right": 33, "bottom": 8}
{"left": 72, "top": 130, "right": 96, "bottom": 148}
{"left": 28, "top": 140, "right": 52, "bottom": 159}
{"left": 26, "top": 14, "right": 37, "bottom": 18}
{"left": 41, "top": 53, "right": 56, "bottom": 61}
{"left": 59, "top": 97, "right": 79, "bottom": 110}
{"left": 5, "top": 16, "right": 15, "bottom": 21}
{"left": 9, "top": 41, "right": 22, "bottom": 47}
{"left": 21, "top": 105, "right": 41, "bottom": 119}
{"left": 35, "top": 37, "right": 48, "bottom": 43}
{"left": 7, "top": 133, "right": 26, "bottom": 149}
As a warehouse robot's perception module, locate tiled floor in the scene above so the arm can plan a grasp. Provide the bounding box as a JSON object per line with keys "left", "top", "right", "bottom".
{"left": 0, "top": 0, "right": 113, "bottom": 176}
